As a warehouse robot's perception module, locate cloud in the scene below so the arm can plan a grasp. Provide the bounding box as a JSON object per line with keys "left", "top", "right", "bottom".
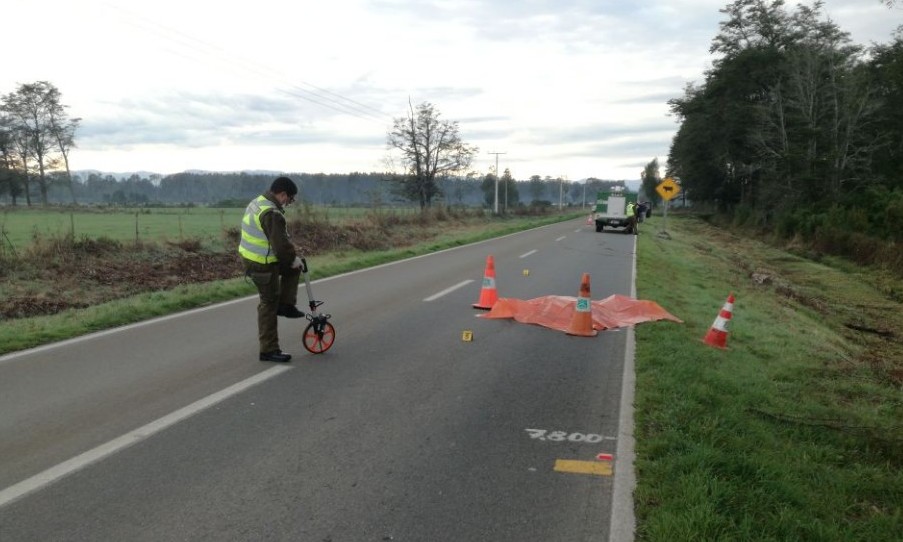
{"left": 3, "top": 0, "right": 899, "bottom": 181}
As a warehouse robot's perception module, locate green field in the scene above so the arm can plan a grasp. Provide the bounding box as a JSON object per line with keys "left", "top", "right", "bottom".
{"left": 0, "top": 207, "right": 237, "bottom": 248}
{"left": 0, "top": 205, "right": 423, "bottom": 250}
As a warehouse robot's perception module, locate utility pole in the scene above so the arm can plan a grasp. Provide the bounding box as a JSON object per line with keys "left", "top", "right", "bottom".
{"left": 504, "top": 168, "right": 509, "bottom": 213}
{"left": 488, "top": 152, "right": 506, "bottom": 214}
{"left": 558, "top": 174, "right": 567, "bottom": 211}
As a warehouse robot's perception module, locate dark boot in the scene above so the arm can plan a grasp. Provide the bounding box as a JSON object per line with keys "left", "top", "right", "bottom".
{"left": 260, "top": 350, "right": 292, "bottom": 362}
{"left": 277, "top": 304, "right": 305, "bottom": 319}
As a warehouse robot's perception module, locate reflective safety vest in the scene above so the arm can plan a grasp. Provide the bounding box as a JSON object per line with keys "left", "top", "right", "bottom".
{"left": 626, "top": 202, "right": 636, "bottom": 217}
{"left": 238, "top": 195, "right": 280, "bottom": 264}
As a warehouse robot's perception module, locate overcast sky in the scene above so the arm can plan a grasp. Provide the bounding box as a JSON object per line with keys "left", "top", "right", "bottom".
{"left": 3, "top": 0, "right": 900, "bottom": 181}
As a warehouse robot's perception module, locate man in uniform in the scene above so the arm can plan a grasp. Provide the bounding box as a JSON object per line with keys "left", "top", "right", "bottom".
{"left": 626, "top": 200, "right": 638, "bottom": 235}
{"left": 238, "top": 176, "right": 305, "bottom": 362}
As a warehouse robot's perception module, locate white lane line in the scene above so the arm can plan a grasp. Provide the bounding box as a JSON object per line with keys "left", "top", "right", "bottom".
{"left": 0, "top": 365, "right": 292, "bottom": 509}
{"left": 519, "top": 249, "right": 538, "bottom": 258}
{"left": 423, "top": 280, "right": 474, "bottom": 302}
{"left": 557, "top": 235, "right": 567, "bottom": 241}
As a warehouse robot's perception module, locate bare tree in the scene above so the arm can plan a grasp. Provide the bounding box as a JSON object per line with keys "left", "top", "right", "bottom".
{"left": 2, "top": 81, "right": 70, "bottom": 205}
{"left": 0, "top": 111, "right": 19, "bottom": 204}
{"left": 49, "top": 105, "right": 81, "bottom": 205}
{"left": 386, "top": 100, "right": 478, "bottom": 209}
{"left": 9, "top": 123, "right": 33, "bottom": 206}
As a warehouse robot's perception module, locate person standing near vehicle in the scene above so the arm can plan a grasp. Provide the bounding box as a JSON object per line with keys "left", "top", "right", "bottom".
{"left": 626, "top": 200, "right": 638, "bottom": 235}
{"left": 238, "top": 176, "right": 306, "bottom": 363}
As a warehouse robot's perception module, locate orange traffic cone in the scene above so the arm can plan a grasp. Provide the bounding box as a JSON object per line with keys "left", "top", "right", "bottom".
{"left": 702, "top": 292, "right": 734, "bottom": 349}
{"left": 566, "top": 273, "right": 598, "bottom": 336}
{"left": 473, "top": 255, "right": 499, "bottom": 310}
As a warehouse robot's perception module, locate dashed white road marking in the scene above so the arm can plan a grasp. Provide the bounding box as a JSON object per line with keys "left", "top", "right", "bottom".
{"left": 557, "top": 235, "right": 567, "bottom": 241}
{"left": 424, "top": 280, "right": 474, "bottom": 302}
{"left": 519, "top": 250, "right": 538, "bottom": 258}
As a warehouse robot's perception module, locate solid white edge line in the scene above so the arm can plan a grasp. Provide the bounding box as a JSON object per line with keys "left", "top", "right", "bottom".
{"left": 0, "top": 365, "right": 292, "bottom": 510}
{"left": 423, "top": 280, "right": 474, "bottom": 302}
{"left": 609, "top": 234, "right": 638, "bottom": 542}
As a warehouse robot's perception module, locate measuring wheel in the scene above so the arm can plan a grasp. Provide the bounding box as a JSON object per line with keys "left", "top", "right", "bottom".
{"left": 297, "top": 258, "right": 336, "bottom": 354}
{"left": 302, "top": 312, "right": 335, "bottom": 354}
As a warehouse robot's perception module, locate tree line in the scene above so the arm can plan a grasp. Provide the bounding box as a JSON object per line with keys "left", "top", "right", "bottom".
{"left": 0, "top": 167, "right": 628, "bottom": 210}
{"left": 667, "top": 0, "right": 903, "bottom": 245}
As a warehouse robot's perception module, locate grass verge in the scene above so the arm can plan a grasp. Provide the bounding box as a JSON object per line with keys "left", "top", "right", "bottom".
{"left": 633, "top": 215, "right": 902, "bottom": 541}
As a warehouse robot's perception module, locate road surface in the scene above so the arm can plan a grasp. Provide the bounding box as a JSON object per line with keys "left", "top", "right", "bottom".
{"left": 0, "top": 218, "right": 638, "bottom": 541}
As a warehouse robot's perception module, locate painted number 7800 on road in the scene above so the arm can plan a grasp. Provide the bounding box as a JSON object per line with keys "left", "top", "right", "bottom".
{"left": 525, "top": 428, "right": 615, "bottom": 443}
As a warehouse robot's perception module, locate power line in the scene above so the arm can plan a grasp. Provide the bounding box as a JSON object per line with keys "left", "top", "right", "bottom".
{"left": 104, "top": 3, "right": 390, "bottom": 124}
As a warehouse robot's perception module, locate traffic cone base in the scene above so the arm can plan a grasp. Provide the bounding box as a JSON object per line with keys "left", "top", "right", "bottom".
{"left": 566, "top": 272, "right": 598, "bottom": 337}
{"left": 702, "top": 293, "right": 734, "bottom": 349}
{"left": 473, "top": 255, "right": 499, "bottom": 310}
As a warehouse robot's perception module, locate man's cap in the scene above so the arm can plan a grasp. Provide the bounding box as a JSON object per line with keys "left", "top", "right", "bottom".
{"left": 270, "top": 176, "right": 298, "bottom": 196}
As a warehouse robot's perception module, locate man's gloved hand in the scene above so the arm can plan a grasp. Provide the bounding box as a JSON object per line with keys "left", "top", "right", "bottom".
{"left": 291, "top": 256, "right": 303, "bottom": 269}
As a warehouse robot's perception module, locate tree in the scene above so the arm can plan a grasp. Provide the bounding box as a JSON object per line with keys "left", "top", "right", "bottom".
{"left": 1, "top": 81, "right": 75, "bottom": 206}
{"left": 481, "top": 172, "right": 498, "bottom": 208}
{"left": 668, "top": 0, "right": 897, "bottom": 237}
{"left": 641, "top": 158, "right": 662, "bottom": 204}
{"left": 386, "top": 101, "right": 478, "bottom": 209}
{"left": 0, "top": 111, "right": 21, "bottom": 204}
{"left": 528, "top": 175, "right": 545, "bottom": 203}
{"left": 869, "top": 29, "right": 903, "bottom": 191}
{"left": 48, "top": 104, "right": 80, "bottom": 204}
{"left": 500, "top": 168, "right": 519, "bottom": 211}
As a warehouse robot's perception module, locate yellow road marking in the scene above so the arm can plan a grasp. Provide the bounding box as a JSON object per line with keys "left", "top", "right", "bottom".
{"left": 554, "top": 459, "right": 612, "bottom": 476}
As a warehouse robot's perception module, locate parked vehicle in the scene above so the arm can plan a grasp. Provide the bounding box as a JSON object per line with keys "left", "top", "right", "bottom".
{"left": 593, "top": 188, "right": 638, "bottom": 233}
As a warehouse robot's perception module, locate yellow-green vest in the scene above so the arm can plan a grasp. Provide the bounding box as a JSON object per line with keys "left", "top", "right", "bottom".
{"left": 626, "top": 202, "right": 636, "bottom": 217}
{"left": 238, "top": 195, "right": 280, "bottom": 264}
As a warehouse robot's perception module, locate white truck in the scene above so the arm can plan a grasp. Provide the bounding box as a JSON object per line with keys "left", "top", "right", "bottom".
{"left": 593, "top": 188, "right": 638, "bottom": 233}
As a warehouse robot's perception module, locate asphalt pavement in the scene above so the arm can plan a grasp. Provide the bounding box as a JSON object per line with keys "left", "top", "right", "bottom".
{"left": 0, "top": 218, "right": 638, "bottom": 541}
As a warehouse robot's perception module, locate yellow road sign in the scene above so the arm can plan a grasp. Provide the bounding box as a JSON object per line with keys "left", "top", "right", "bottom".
{"left": 656, "top": 177, "right": 681, "bottom": 201}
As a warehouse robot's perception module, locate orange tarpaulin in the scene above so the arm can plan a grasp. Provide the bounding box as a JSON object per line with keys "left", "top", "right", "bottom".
{"left": 478, "top": 294, "right": 682, "bottom": 334}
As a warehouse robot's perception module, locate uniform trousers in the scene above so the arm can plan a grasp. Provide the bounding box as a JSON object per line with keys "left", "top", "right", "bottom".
{"left": 242, "top": 259, "right": 301, "bottom": 353}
